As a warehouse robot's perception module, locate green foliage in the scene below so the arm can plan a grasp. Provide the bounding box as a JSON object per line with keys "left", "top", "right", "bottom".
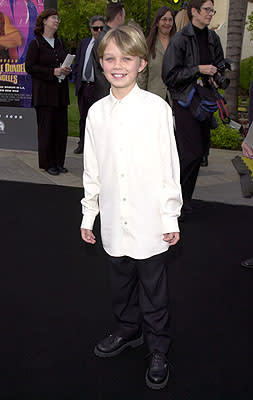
{"left": 57, "top": 0, "right": 182, "bottom": 49}
{"left": 246, "top": 11, "right": 253, "bottom": 40}
{"left": 239, "top": 56, "right": 253, "bottom": 92}
{"left": 124, "top": 0, "right": 181, "bottom": 35}
{"left": 58, "top": 0, "right": 107, "bottom": 49}
{"left": 210, "top": 113, "right": 242, "bottom": 150}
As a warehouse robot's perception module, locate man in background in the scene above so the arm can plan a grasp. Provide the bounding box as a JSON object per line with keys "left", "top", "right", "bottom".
{"left": 73, "top": 15, "right": 105, "bottom": 154}
{"left": 91, "top": 0, "right": 125, "bottom": 101}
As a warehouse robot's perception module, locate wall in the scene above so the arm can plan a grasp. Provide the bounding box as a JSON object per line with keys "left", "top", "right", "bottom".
{"left": 210, "top": 0, "right": 253, "bottom": 60}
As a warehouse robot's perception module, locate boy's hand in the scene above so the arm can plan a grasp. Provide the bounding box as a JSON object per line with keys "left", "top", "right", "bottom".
{"left": 81, "top": 228, "right": 96, "bottom": 244}
{"left": 163, "top": 232, "right": 180, "bottom": 246}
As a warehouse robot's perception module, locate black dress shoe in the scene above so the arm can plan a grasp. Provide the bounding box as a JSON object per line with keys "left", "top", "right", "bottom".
{"left": 94, "top": 333, "right": 144, "bottom": 358}
{"left": 241, "top": 258, "right": 253, "bottom": 268}
{"left": 73, "top": 145, "right": 83, "bottom": 154}
{"left": 201, "top": 155, "right": 208, "bottom": 167}
{"left": 47, "top": 167, "right": 59, "bottom": 175}
{"left": 145, "top": 352, "right": 169, "bottom": 390}
{"left": 57, "top": 166, "right": 68, "bottom": 173}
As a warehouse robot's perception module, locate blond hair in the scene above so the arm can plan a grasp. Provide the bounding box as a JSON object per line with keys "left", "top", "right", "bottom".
{"left": 98, "top": 25, "right": 148, "bottom": 61}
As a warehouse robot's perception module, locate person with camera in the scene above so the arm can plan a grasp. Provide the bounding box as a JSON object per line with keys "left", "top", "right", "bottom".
{"left": 162, "top": 0, "right": 224, "bottom": 220}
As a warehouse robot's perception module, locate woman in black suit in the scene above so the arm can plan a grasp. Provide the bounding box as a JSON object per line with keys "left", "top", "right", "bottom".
{"left": 25, "top": 8, "right": 71, "bottom": 175}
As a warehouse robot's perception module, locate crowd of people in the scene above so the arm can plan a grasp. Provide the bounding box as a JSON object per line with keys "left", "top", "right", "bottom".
{"left": 24, "top": 0, "right": 252, "bottom": 391}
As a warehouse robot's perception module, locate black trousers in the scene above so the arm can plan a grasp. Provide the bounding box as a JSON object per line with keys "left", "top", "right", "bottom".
{"left": 173, "top": 102, "right": 210, "bottom": 209}
{"left": 107, "top": 251, "right": 171, "bottom": 354}
{"left": 77, "top": 82, "right": 96, "bottom": 149}
{"left": 35, "top": 106, "right": 68, "bottom": 170}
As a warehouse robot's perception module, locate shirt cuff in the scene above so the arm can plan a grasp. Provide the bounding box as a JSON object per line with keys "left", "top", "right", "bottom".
{"left": 162, "top": 217, "right": 180, "bottom": 234}
{"left": 80, "top": 211, "right": 96, "bottom": 230}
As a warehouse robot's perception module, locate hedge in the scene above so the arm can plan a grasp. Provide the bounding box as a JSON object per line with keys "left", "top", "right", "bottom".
{"left": 210, "top": 112, "right": 242, "bottom": 150}
{"left": 240, "top": 56, "right": 253, "bottom": 92}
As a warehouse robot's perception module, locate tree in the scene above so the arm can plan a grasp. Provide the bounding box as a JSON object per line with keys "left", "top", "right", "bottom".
{"left": 225, "top": 0, "right": 248, "bottom": 120}
{"left": 58, "top": 0, "right": 107, "bottom": 48}
{"left": 247, "top": 10, "right": 253, "bottom": 40}
{"left": 57, "top": 0, "right": 181, "bottom": 49}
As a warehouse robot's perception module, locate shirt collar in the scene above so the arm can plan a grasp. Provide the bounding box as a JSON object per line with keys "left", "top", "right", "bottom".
{"left": 108, "top": 83, "right": 141, "bottom": 107}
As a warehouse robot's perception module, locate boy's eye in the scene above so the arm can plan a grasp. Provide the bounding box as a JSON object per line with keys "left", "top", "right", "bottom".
{"left": 105, "top": 57, "right": 113, "bottom": 61}
{"left": 123, "top": 57, "right": 132, "bottom": 61}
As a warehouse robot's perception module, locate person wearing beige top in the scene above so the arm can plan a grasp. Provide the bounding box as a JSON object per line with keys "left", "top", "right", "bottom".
{"left": 175, "top": 5, "right": 190, "bottom": 32}
{"left": 138, "top": 6, "right": 176, "bottom": 103}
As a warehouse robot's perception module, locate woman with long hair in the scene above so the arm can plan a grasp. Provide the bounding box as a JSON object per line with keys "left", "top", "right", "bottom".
{"left": 25, "top": 8, "right": 71, "bottom": 175}
{"left": 138, "top": 6, "right": 176, "bottom": 102}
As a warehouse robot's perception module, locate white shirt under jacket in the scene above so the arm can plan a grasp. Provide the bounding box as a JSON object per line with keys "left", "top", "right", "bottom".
{"left": 81, "top": 84, "right": 182, "bottom": 259}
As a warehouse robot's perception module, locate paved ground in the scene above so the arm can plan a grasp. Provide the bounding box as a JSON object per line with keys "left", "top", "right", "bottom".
{"left": 1, "top": 136, "right": 253, "bottom": 207}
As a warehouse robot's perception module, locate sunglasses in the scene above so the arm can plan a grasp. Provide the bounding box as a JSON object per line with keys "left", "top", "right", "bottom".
{"left": 91, "top": 26, "right": 104, "bottom": 32}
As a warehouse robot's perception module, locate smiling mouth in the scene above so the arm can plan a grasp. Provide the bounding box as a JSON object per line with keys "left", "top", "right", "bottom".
{"left": 112, "top": 73, "right": 127, "bottom": 78}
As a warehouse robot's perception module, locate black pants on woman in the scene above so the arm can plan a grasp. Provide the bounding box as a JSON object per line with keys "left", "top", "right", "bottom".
{"left": 107, "top": 250, "right": 171, "bottom": 354}
{"left": 173, "top": 102, "right": 210, "bottom": 210}
{"left": 35, "top": 106, "right": 68, "bottom": 170}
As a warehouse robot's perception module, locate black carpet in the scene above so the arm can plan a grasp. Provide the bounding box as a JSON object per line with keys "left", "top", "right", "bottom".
{"left": 1, "top": 180, "right": 253, "bottom": 400}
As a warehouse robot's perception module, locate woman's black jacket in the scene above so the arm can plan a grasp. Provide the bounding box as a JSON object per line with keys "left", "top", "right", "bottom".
{"left": 25, "top": 34, "right": 70, "bottom": 107}
{"left": 162, "top": 22, "right": 224, "bottom": 104}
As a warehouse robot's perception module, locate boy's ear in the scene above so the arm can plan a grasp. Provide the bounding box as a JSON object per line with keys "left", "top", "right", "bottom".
{"left": 99, "top": 57, "right": 104, "bottom": 70}
{"left": 138, "top": 58, "right": 147, "bottom": 73}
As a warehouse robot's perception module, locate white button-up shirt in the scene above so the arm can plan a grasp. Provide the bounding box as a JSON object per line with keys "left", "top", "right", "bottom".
{"left": 81, "top": 84, "right": 182, "bottom": 259}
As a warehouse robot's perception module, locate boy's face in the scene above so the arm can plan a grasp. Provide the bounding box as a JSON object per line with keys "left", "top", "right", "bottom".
{"left": 100, "top": 39, "right": 147, "bottom": 99}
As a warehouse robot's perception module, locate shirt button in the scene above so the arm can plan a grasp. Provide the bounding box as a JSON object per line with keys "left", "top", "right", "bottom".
{"left": 121, "top": 174, "right": 125, "bottom": 178}
{"left": 123, "top": 198, "right": 126, "bottom": 201}
{"left": 124, "top": 221, "right": 127, "bottom": 225}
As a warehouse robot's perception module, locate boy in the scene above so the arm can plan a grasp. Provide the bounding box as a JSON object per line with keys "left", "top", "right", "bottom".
{"left": 80, "top": 25, "right": 182, "bottom": 390}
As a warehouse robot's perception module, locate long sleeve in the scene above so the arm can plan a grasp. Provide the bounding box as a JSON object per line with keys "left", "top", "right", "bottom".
{"left": 25, "top": 39, "right": 55, "bottom": 81}
{"left": 80, "top": 113, "right": 100, "bottom": 230}
{"left": 162, "top": 37, "right": 199, "bottom": 90}
{"left": 159, "top": 102, "right": 182, "bottom": 233}
{"left": 80, "top": 85, "right": 182, "bottom": 259}
{"left": 213, "top": 34, "right": 224, "bottom": 66}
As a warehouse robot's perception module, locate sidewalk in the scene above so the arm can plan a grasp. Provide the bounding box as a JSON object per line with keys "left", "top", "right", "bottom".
{"left": 1, "top": 136, "right": 253, "bottom": 207}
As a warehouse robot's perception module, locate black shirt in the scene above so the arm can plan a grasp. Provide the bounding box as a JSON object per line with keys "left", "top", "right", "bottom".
{"left": 193, "top": 25, "right": 211, "bottom": 65}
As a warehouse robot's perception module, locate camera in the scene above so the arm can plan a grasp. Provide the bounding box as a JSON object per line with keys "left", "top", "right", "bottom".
{"left": 213, "top": 58, "right": 234, "bottom": 90}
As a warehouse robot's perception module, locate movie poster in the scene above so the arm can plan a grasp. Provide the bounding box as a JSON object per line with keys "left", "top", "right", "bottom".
{"left": 0, "top": 0, "right": 44, "bottom": 107}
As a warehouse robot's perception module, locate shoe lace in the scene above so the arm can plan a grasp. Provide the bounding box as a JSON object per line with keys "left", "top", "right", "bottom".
{"left": 108, "top": 334, "right": 118, "bottom": 344}
{"left": 145, "top": 352, "right": 167, "bottom": 368}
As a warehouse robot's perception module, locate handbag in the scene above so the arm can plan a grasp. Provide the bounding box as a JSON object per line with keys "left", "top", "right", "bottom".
{"left": 178, "top": 83, "right": 230, "bottom": 127}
